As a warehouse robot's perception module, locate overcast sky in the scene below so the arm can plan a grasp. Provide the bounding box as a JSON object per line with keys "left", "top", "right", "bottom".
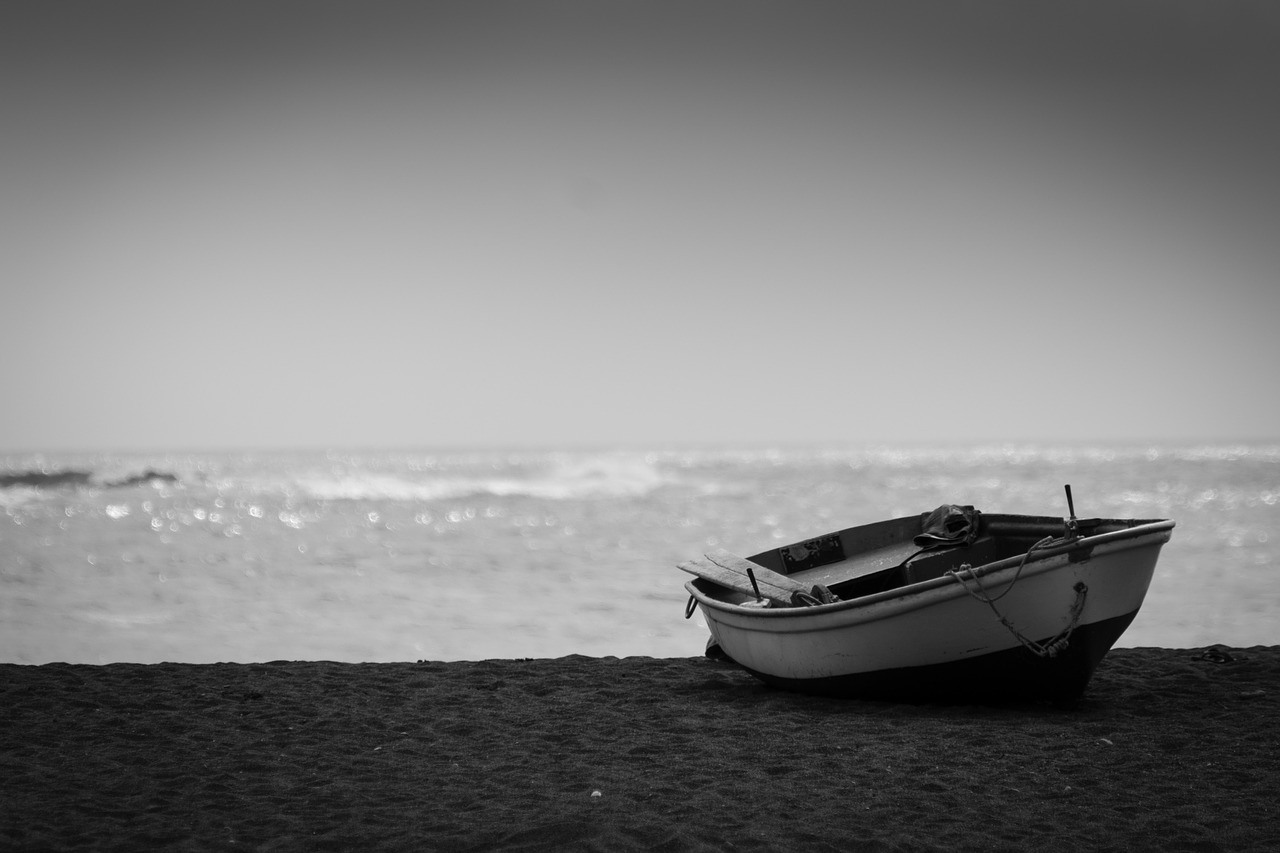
{"left": 3, "top": 1, "right": 1277, "bottom": 451}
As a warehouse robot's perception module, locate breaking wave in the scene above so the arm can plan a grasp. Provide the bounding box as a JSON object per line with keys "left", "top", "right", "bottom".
{"left": 295, "top": 453, "right": 671, "bottom": 502}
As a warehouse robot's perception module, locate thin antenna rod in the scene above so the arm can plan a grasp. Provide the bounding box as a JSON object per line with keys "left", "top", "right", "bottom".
{"left": 1064, "top": 484, "right": 1079, "bottom": 538}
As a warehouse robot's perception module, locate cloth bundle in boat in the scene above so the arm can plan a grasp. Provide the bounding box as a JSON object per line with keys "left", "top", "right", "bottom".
{"left": 914, "top": 504, "right": 981, "bottom": 548}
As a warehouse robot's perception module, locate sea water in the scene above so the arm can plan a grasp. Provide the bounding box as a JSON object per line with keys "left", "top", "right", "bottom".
{"left": 2, "top": 444, "right": 1277, "bottom": 664}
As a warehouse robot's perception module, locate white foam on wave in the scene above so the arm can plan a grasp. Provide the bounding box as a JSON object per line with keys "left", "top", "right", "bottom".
{"left": 294, "top": 453, "right": 671, "bottom": 502}
{"left": 0, "top": 487, "right": 38, "bottom": 509}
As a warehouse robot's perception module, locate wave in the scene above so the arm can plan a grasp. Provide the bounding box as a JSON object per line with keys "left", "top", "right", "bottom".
{"left": 0, "top": 469, "right": 180, "bottom": 490}
{"left": 295, "top": 454, "right": 671, "bottom": 502}
{"left": 0, "top": 470, "right": 93, "bottom": 488}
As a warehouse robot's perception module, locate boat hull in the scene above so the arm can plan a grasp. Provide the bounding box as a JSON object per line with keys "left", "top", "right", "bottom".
{"left": 735, "top": 609, "right": 1140, "bottom": 702}
{"left": 687, "top": 519, "right": 1172, "bottom": 702}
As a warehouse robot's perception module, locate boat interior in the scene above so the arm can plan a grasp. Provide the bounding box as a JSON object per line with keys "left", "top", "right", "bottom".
{"left": 739, "top": 514, "right": 1152, "bottom": 604}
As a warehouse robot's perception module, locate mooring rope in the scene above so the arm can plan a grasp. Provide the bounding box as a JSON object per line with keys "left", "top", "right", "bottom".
{"left": 946, "top": 536, "right": 1089, "bottom": 659}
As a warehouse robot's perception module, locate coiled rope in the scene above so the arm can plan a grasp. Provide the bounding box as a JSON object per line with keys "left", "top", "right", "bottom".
{"left": 945, "top": 535, "right": 1089, "bottom": 659}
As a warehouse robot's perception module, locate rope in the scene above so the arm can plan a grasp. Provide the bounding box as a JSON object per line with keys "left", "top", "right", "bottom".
{"left": 945, "top": 536, "right": 1089, "bottom": 659}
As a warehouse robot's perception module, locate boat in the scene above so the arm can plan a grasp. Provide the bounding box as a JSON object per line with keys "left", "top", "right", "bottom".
{"left": 679, "top": 488, "right": 1174, "bottom": 702}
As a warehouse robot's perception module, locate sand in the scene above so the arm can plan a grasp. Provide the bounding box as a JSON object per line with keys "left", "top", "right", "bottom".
{"left": 2, "top": 647, "right": 1278, "bottom": 852}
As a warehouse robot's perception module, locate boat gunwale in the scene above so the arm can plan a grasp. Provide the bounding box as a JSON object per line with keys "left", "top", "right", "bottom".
{"left": 686, "top": 517, "right": 1175, "bottom": 620}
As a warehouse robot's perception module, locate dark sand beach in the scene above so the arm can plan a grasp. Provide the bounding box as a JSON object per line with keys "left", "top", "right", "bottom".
{"left": 3, "top": 647, "right": 1278, "bottom": 852}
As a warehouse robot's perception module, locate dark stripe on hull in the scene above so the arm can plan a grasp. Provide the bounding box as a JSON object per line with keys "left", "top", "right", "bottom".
{"left": 733, "top": 609, "right": 1140, "bottom": 703}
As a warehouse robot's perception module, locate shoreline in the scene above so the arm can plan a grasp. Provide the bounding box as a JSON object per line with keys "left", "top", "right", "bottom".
{"left": 3, "top": 646, "right": 1278, "bottom": 851}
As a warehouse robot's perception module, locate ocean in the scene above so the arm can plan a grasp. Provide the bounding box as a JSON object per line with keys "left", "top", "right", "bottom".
{"left": 2, "top": 444, "right": 1276, "bottom": 664}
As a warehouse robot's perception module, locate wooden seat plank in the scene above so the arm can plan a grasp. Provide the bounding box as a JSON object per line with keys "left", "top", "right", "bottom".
{"left": 678, "top": 548, "right": 811, "bottom": 605}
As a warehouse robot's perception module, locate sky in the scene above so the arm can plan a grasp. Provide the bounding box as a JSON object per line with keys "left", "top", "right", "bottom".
{"left": 3, "top": 0, "right": 1278, "bottom": 451}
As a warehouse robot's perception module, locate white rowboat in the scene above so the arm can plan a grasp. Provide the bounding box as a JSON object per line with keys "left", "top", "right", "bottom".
{"left": 680, "top": 495, "right": 1174, "bottom": 702}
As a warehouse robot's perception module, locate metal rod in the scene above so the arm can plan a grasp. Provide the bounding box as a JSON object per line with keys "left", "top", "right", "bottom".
{"left": 746, "top": 567, "right": 763, "bottom": 601}
{"left": 1064, "top": 484, "right": 1079, "bottom": 539}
